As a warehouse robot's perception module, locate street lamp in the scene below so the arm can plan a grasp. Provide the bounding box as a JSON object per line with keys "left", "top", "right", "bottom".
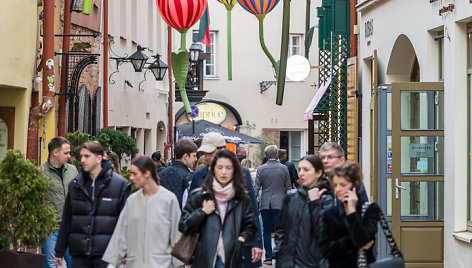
{"left": 128, "top": 45, "right": 149, "bottom": 72}
{"left": 189, "top": 42, "right": 203, "bottom": 63}
{"left": 148, "top": 53, "right": 168, "bottom": 81}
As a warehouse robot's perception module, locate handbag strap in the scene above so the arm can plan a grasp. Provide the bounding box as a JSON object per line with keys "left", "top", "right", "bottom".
{"left": 358, "top": 202, "right": 402, "bottom": 268}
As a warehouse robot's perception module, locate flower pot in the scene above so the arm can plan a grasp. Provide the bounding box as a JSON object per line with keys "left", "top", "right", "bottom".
{"left": 0, "top": 250, "right": 45, "bottom": 268}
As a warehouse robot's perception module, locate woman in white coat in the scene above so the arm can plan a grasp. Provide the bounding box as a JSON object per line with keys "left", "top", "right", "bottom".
{"left": 102, "top": 156, "right": 182, "bottom": 268}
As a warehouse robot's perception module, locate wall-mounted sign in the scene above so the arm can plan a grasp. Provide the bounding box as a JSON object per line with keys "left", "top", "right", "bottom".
{"left": 409, "top": 143, "right": 434, "bottom": 158}
{"left": 187, "top": 102, "right": 227, "bottom": 124}
{"left": 365, "top": 19, "right": 373, "bottom": 38}
{"left": 286, "top": 55, "right": 311, "bottom": 82}
{"left": 439, "top": 4, "right": 454, "bottom": 16}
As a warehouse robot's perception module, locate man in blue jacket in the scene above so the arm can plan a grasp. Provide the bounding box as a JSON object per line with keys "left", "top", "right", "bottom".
{"left": 189, "top": 132, "right": 263, "bottom": 267}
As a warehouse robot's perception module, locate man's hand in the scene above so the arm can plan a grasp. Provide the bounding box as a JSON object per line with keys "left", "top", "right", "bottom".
{"left": 54, "top": 257, "right": 63, "bottom": 267}
{"left": 252, "top": 247, "right": 262, "bottom": 263}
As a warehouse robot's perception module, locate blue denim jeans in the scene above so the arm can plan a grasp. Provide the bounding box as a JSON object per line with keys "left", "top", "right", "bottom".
{"left": 260, "top": 209, "right": 280, "bottom": 260}
{"left": 214, "top": 256, "right": 224, "bottom": 268}
{"left": 42, "top": 229, "right": 71, "bottom": 268}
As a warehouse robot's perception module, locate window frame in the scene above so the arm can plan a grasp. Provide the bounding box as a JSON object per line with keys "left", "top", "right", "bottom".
{"left": 467, "top": 28, "right": 472, "bottom": 231}
{"left": 288, "top": 34, "right": 302, "bottom": 57}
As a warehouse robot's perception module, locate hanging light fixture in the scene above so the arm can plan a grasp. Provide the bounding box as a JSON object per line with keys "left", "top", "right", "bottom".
{"left": 128, "top": 45, "right": 149, "bottom": 72}
{"left": 189, "top": 42, "right": 203, "bottom": 63}
{"left": 70, "top": 0, "right": 83, "bottom": 13}
{"left": 148, "top": 54, "right": 168, "bottom": 81}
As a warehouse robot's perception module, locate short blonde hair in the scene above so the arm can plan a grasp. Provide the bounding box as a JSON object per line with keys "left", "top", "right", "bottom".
{"left": 241, "top": 159, "right": 252, "bottom": 169}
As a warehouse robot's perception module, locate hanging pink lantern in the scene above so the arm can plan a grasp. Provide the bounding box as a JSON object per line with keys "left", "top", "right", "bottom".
{"left": 156, "top": 0, "right": 208, "bottom": 32}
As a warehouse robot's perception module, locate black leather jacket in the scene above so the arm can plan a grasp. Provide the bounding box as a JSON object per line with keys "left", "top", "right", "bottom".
{"left": 179, "top": 188, "right": 257, "bottom": 268}
{"left": 274, "top": 180, "right": 334, "bottom": 268}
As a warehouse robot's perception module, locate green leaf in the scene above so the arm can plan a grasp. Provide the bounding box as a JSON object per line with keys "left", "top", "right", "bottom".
{"left": 171, "top": 50, "right": 192, "bottom": 114}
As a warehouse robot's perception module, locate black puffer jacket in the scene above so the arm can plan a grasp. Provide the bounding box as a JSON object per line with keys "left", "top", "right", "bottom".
{"left": 179, "top": 188, "right": 257, "bottom": 268}
{"left": 273, "top": 178, "right": 334, "bottom": 268}
{"left": 55, "top": 160, "right": 131, "bottom": 258}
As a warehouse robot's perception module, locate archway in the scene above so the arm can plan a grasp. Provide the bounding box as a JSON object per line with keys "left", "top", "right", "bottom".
{"left": 386, "top": 34, "right": 420, "bottom": 82}
{"left": 156, "top": 121, "right": 166, "bottom": 153}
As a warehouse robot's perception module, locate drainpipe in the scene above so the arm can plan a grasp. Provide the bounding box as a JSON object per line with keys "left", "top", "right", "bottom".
{"left": 164, "top": 25, "right": 173, "bottom": 160}
{"left": 350, "top": 0, "right": 357, "bottom": 57}
{"left": 58, "top": 0, "right": 72, "bottom": 137}
{"left": 39, "top": 0, "right": 55, "bottom": 118}
{"left": 103, "top": 0, "right": 109, "bottom": 128}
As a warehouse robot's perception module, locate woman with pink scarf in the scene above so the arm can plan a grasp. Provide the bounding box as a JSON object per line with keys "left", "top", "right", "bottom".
{"left": 179, "top": 149, "right": 257, "bottom": 268}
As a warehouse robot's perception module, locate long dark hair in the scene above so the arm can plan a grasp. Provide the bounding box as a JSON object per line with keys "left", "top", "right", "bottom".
{"left": 201, "top": 149, "right": 247, "bottom": 198}
{"left": 131, "top": 156, "right": 159, "bottom": 184}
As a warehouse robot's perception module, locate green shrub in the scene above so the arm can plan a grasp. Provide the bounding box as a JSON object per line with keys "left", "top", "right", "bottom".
{"left": 0, "top": 150, "right": 56, "bottom": 251}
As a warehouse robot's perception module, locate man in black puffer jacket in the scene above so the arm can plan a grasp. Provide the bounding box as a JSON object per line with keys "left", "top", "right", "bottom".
{"left": 54, "top": 141, "right": 130, "bottom": 268}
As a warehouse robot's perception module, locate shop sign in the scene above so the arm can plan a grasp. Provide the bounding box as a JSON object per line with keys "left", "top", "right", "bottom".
{"left": 188, "top": 102, "right": 227, "bottom": 124}
{"left": 409, "top": 143, "right": 434, "bottom": 158}
{"left": 365, "top": 19, "right": 373, "bottom": 38}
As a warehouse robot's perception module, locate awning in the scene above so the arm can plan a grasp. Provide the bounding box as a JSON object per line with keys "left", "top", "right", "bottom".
{"left": 304, "top": 76, "right": 332, "bottom": 121}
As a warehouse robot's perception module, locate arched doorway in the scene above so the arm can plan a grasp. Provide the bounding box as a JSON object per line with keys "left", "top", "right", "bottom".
{"left": 386, "top": 34, "right": 420, "bottom": 82}
{"left": 156, "top": 121, "right": 166, "bottom": 152}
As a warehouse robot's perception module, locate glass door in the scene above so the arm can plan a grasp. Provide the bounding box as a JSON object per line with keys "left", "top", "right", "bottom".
{"left": 391, "top": 82, "right": 444, "bottom": 268}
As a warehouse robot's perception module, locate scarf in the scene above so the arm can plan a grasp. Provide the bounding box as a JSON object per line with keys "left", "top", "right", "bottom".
{"left": 212, "top": 179, "right": 235, "bottom": 263}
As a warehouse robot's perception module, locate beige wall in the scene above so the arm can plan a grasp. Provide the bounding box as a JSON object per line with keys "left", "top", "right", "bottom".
{"left": 0, "top": 0, "right": 38, "bottom": 154}
{"left": 358, "top": 0, "right": 472, "bottom": 266}
{"left": 173, "top": 0, "right": 321, "bottom": 163}
{"left": 108, "top": 0, "right": 170, "bottom": 158}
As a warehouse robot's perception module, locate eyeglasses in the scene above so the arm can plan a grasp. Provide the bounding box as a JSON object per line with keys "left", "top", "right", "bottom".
{"left": 320, "top": 155, "right": 343, "bottom": 160}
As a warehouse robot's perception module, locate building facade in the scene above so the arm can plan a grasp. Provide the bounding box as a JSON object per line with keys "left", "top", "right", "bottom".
{"left": 173, "top": 0, "right": 322, "bottom": 167}
{"left": 356, "top": 0, "right": 472, "bottom": 267}
{"left": 107, "top": 0, "right": 170, "bottom": 157}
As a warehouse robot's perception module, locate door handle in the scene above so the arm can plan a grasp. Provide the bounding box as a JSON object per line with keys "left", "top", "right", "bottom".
{"left": 395, "top": 178, "right": 406, "bottom": 199}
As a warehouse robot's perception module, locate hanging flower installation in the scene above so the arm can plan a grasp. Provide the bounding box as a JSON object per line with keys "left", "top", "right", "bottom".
{"left": 216, "top": 0, "right": 238, "bottom": 80}
{"left": 237, "top": 0, "right": 290, "bottom": 104}
{"left": 156, "top": 0, "right": 208, "bottom": 113}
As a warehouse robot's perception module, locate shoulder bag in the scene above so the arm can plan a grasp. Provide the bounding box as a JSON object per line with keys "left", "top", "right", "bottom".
{"left": 358, "top": 202, "right": 405, "bottom": 268}
{"left": 171, "top": 232, "right": 200, "bottom": 264}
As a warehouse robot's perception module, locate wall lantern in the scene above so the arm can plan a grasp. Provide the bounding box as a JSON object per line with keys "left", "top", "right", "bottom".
{"left": 189, "top": 42, "right": 203, "bottom": 63}
{"left": 128, "top": 45, "right": 149, "bottom": 72}
{"left": 148, "top": 53, "right": 168, "bottom": 81}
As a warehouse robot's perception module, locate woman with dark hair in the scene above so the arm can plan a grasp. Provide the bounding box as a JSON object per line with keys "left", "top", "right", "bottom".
{"left": 179, "top": 149, "right": 257, "bottom": 268}
{"left": 319, "top": 161, "right": 380, "bottom": 268}
{"left": 102, "top": 156, "right": 182, "bottom": 268}
{"left": 104, "top": 151, "right": 121, "bottom": 175}
{"left": 273, "top": 155, "right": 333, "bottom": 268}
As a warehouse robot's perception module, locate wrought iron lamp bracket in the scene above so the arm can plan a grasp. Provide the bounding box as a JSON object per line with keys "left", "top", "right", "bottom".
{"left": 259, "top": 81, "right": 276, "bottom": 93}
{"left": 138, "top": 69, "right": 152, "bottom": 92}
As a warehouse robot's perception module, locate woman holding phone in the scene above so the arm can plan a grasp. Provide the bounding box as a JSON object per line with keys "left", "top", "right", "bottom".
{"left": 319, "top": 161, "right": 380, "bottom": 268}
{"left": 179, "top": 149, "right": 257, "bottom": 268}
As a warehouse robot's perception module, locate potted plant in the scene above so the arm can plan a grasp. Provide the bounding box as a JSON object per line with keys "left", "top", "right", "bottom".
{"left": 0, "top": 150, "right": 56, "bottom": 267}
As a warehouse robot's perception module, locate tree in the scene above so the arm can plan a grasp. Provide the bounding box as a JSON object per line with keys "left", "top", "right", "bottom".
{"left": 0, "top": 150, "right": 56, "bottom": 251}
{"left": 66, "top": 131, "right": 111, "bottom": 168}
{"left": 99, "top": 128, "right": 138, "bottom": 161}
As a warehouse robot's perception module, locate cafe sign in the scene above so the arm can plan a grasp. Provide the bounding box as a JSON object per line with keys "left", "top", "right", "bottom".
{"left": 187, "top": 102, "right": 227, "bottom": 124}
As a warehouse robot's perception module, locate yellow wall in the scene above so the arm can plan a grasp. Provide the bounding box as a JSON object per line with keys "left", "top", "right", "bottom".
{"left": 0, "top": 0, "right": 38, "bottom": 154}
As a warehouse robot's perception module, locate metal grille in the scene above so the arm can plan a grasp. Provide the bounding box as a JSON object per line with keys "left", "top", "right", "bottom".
{"left": 314, "top": 34, "right": 349, "bottom": 151}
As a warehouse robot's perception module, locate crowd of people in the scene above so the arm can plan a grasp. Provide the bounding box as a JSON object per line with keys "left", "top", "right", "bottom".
{"left": 40, "top": 132, "right": 384, "bottom": 268}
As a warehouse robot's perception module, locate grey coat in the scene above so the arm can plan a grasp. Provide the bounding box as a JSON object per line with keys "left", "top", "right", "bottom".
{"left": 254, "top": 159, "right": 292, "bottom": 210}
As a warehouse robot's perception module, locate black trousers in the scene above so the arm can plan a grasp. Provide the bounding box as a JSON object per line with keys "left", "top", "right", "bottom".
{"left": 71, "top": 255, "right": 107, "bottom": 268}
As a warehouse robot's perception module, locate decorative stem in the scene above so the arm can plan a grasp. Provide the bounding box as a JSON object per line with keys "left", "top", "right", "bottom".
{"left": 276, "top": 0, "right": 291, "bottom": 105}
{"left": 258, "top": 19, "right": 279, "bottom": 81}
{"left": 180, "top": 31, "right": 186, "bottom": 51}
{"left": 179, "top": 31, "right": 191, "bottom": 114}
{"left": 227, "top": 9, "right": 233, "bottom": 80}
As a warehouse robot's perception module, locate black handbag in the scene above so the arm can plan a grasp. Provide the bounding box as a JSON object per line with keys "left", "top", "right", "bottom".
{"left": 358, "top": 202, "right": 405, "bottom": 268}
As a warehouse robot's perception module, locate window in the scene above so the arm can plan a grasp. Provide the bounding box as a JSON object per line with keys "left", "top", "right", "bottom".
{"left": 289, "top": 131, "right": 303, "bottom": 168}
{"left": 193, "top": 31, "right": 217, "bottom": 78}
{"left": 289, "top": 35, "right": 302, "bottom": 57}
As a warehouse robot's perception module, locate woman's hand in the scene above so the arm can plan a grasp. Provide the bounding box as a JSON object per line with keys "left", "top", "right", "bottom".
{"left": 238, "top": 236, "right": 246, "bottom": 243}
{"left": 308, "top": 187, "right": 327, "bottom": 201}
{"left": 362, "top": 240, "right": 374, "bottom": 250}
{"left": 342, "top": 187, "right": 358, "bottom": 215}
{"left": 202, "top": 200, "right": 216, "bottom": 215}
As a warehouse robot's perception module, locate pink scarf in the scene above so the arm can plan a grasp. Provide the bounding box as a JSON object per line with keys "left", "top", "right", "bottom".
{"left": 213, "top": 179, "right": 235, "bottom": 264}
